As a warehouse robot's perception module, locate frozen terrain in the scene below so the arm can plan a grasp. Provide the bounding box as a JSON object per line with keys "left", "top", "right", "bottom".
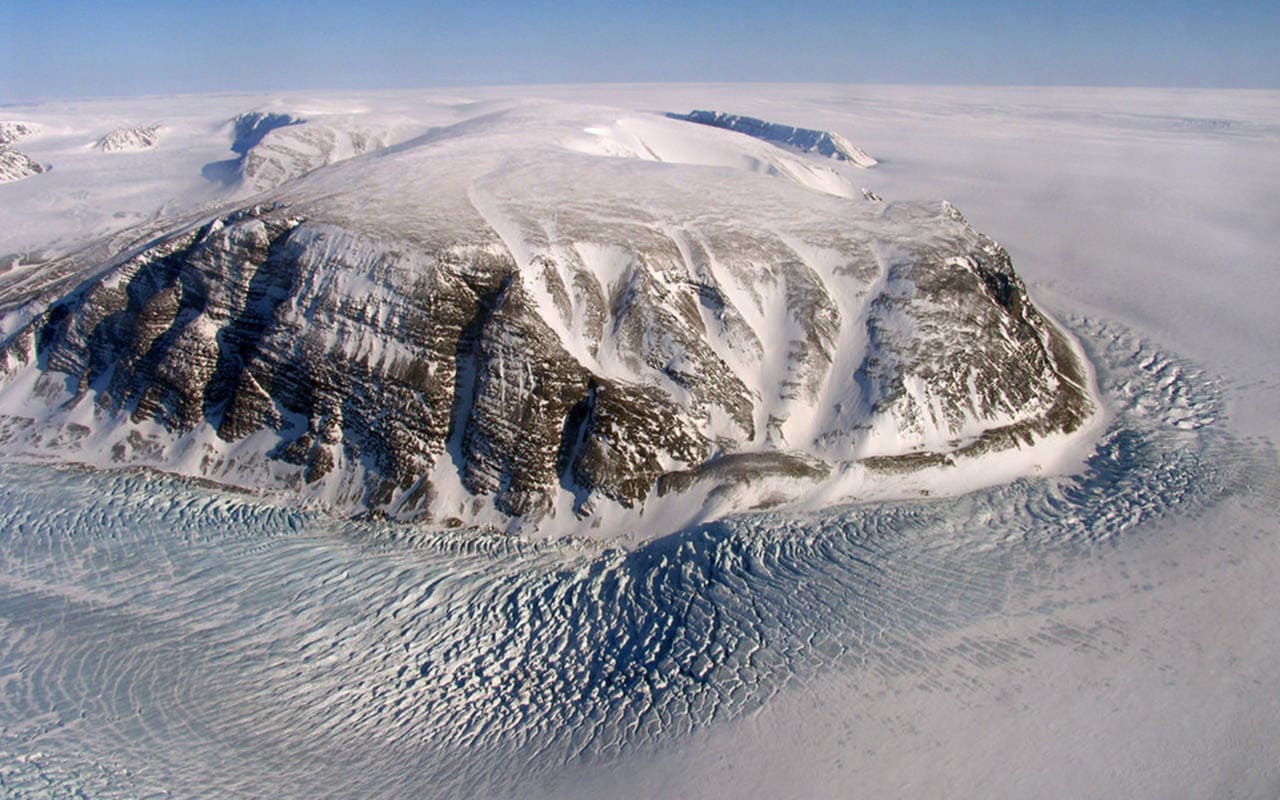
{"left": 0, "top": 85, "right": 1278, "bottom": 798}
{"left": 0, "top": 96, "right": 1096, "bottom": 537}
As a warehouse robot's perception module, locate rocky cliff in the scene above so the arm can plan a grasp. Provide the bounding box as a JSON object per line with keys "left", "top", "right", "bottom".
{"left": 0, "top": 102, "right": 1094, "bottom": 535}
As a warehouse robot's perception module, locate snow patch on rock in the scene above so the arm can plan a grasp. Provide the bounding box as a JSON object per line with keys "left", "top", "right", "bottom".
{"left": 0, "top": 121, "right": 40, "bottom": 147}
{"left": 0, "top": 121, "right": 46, "bottom": 184}
{"left": 0, "top": 149, "right": 46, "bottom": 184}
{"left": 95, "top": 124, "right": 163, "bottom": 152}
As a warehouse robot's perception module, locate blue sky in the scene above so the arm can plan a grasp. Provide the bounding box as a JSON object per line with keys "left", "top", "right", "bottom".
{"left": 2, "top": 0, "right": 1277, "bottom": 99}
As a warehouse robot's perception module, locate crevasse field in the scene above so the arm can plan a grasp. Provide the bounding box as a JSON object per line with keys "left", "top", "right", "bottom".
{"left": 1, "top": 85, "right": 1278, "bottom": 798}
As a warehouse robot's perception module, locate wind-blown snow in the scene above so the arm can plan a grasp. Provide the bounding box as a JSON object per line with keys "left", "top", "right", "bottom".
{"left": 0, "top": 84, "right": 1278, "bottom": 799}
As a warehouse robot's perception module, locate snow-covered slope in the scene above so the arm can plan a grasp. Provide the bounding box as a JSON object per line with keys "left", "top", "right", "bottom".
{"left": 563, "top": 113, "right": 861, "bottom": 197}
{"left": 203, "top": 110, "right": 395, "bottom": 194}
{"left": 0, "top": 99, "right": 1095, "bottom": 537}
{"left": 0, "top": 95, "right": 458, "bottom": 259}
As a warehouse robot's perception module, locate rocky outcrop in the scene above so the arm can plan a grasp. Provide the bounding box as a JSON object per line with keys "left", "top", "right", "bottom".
{"left": 0, "top": 103, "right": 1094, "bottom": 532}
{"left": 847, "top": 202, "right": 1091, "bottom": 464}
{"left": 0, "top": 205, "right": 718, "bottom": 519}
{"left": 0, "top": 149, "right": 45, "bottom": 183}
{"left": 0, "top": 122, "right": 45, "bottom": 184}
{"left": 0, "top": 122, "right": 39, "bottom": 147}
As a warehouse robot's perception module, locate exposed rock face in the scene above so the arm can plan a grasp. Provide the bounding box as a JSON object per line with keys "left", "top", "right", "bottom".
{"left": 0, "top": 103, "right": 1093, "bottom": 533}
{"left": 851, "top": 203, "right": 1090, "bottom": 467}
{"left": 0, "top": 122, "right": 45, "bottom": 184}
{"left": 671, "top": 110, "right": 879, "bottom": 167}
{"left": 96, "top": 125, "right": 162, "bottom": 152}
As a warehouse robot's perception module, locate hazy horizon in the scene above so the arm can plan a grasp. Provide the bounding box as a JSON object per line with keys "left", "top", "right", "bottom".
{"left": 3, "top": 0, "right": 1277, "bottom": 102}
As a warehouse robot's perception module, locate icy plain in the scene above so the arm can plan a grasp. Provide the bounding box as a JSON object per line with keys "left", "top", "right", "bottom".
{"left": 0, "top": 85, "right": 1278, "bottom": 798}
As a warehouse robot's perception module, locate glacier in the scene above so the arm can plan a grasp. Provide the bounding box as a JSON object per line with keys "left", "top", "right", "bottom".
{"left": 0, "top": 84, "right": 1278, "bottom": 798}
{"left": 0, "top": 314, "right": 1272, "bottom": 798}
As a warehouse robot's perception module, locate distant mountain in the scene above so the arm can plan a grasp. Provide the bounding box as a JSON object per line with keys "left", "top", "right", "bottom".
{"left": 0, "top": 121, "right": 40, "bottom": 147}
{"left": 670, "top": 110, "right": 879, "bottom": 167}
{"left": 201, "top": 111, "right": 390, "bottom": 194}
{"left": 0, "top": 101, "right": 1093, "bottom": 537}
{"left": 95, "top": 124, "right": 163, "bottom": 152}
{"left": 0, "top": 149, "right": 45, "bottom": 183}
{"left": 0, "top": 121, "right": 45, "bottom": 184}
